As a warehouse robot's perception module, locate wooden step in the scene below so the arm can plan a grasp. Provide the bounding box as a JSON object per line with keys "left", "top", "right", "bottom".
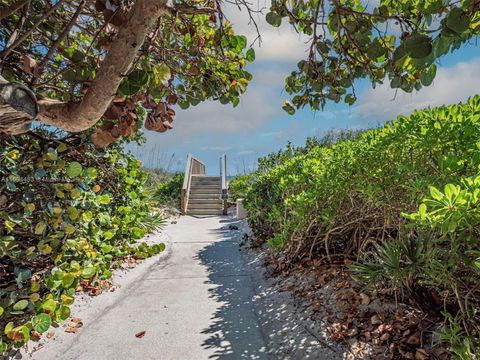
{"left": 187, "top": 209, "right": 224, "bottom": 215}
{"left": 191, "top": 178, "right": 221, "bottom": 183}
{"left": 190, "top": 184, "right": 221, "bottom": 189}
{"left": 191, "top": 176, "right": 220, "bottom": 182}
{"left": 191, "top": 176, "right": 221, "bottom": 180}
{"left": 189, "top": 193, "right": 221, "bottom": 200}
{"left": 187, "top": 203, "right": 223, "bottom": 210}
{"left": 189, "top": 188, "right": 221, "bottom": 195}
{"left": 188, "top": 199, "right": 222, "bottom": 205}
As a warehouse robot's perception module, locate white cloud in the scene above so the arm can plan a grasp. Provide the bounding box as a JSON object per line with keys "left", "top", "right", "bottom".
{"left": 260, "top": 131, "right": 281, "bottom": 137}
{"left": 201, "top": 146, "right": 232, "bottom": 151}
{"left": 253, "top": 30, "right": 309, "bottom": 62}
{"left": 224, "top": 0, "right": 309, "bottom": 63}
{"left": 253, "top": 66, "right": 288, "bottom": 86}
{"left": 356, "top": 57, "right": 480, "bottom": 122}
{"left": 170, "top": 85, "right": 278, "bottom": 136}
{"left": 237, "top": 149, "right": 255, "bottom": 155}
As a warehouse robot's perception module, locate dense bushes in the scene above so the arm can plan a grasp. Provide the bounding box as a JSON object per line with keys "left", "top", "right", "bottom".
{"left": 153, "top": 173, "right": 184, "bottom": 208}
{"left": 0, "top": 135, "right": 165, "bottom": 353}
{"left": 239, "top": 96, "right": 480, "bottom": 357}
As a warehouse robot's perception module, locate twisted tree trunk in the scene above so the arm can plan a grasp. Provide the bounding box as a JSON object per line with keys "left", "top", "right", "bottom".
{"left": 0, "top": 0, "right": 168, "bottom": 134}
{"left": 0, "top": 75, "right": 37, "bottom": 134}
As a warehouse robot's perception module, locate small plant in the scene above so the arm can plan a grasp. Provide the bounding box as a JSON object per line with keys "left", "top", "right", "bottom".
{"left": 438, "top": 313, "right": 479, "bottom": 360}
{"left": 350, "top": 238, "right": 425, "bottom": 296}
{"left": 139, "top": 212, "right": 167, "bottom": 233}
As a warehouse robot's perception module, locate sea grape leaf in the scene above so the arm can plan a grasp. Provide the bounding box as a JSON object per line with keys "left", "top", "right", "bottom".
{"left": 32, "top": 313, "right": 51, "bottom": 334}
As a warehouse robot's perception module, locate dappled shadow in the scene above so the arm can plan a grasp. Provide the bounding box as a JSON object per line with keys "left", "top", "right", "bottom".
{"left": 197, "top": 217, "right": 343, "bottom": 360}
{"left": 197, "top": 217, "right": 267, "bottom": 359}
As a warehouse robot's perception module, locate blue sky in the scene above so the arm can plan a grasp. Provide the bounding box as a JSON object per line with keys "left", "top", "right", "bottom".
{"left": 129, "top": 4, "right": 480, "bottom": 176}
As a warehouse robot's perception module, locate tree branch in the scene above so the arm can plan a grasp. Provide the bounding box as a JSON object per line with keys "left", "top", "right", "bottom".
{"left": 0, "top": 0, "right": 65, "bottom": 59}
{"left": 0, "top": 0, "right": 29, "bottom": 21}
{"left": 31, "top": 0, "right": 86, "bottom": 87}
{"left": 35, "top": 0, "right": 169, "bottom": 132}
{"left": 175, "top": 4, "right": 215, "bottom": 15}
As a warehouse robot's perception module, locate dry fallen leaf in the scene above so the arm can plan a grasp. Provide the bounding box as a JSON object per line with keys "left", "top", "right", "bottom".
{"left": 68, "top": 321, "right": 83, "bottom": 328}
{"left": 399, "top": 347, "right": 415, "bottom": 360}
{"left": 406, "top": 332, "right": 421, "bottom": 346}
{"left": 71, "top": 317, "right": 82, "bottom": 323}
{"left": 432, "top": 346, "right": 449, "bottom": 360}
{"left": 65, "top": 327, "right": 78, "bottom": 333}
{"left": 89, "top": 288, "right": 101, "bottom": 296}
{"left": 46, "top": 331, "right": 55, "bottom": 339}
{"left": 31, "top": 331, "right": 41, "bottom": 341}
{"left": 346, "top": 327, "right": 359, "bottom": 337}
{"left": 359, "top": 293, "right": 370, "bottom": 305}
{"left": 379, "top": 333, "right": 390, "bottom": 342}
{"left": 135, "top": 331, "right": 146, "bottom": 338}
{"left": 371, "top": 314, "right": 383, "bottom": 325}
{"left": 415, "top": 348, "right": 429, "bottom": 360}
{"left": 0, "top": 194, "right": 7, "bottom": 207}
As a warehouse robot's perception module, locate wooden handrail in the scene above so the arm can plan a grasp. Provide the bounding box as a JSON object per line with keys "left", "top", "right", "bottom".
{"left": 220, "top": 154, "right": 228, "bottom": 215}
{"left": 181, "top": 154, "right": 206, "bottom": 214}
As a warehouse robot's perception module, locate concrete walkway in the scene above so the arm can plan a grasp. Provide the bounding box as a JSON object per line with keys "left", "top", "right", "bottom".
{"left": 31, "top": 216, "right": 267, "bottom": 360}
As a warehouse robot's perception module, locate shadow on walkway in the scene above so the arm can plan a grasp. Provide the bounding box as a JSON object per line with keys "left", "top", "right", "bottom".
{"left": 197, "top": 217, "right": 266, "bottom": 359}
{"left": 196, "top": 218, "right": 342, "bottom": 360}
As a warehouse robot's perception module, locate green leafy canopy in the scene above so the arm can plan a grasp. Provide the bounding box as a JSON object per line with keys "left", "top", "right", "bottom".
{"left": 267, "top": 0, "right": 480, "bottom": 113}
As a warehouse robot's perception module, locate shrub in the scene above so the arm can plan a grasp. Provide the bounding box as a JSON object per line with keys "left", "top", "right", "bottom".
{"left": 256, "top": 131, "right": 365, "bottom": 174}
{"left": 242, "top": 96, "right": 480, "bottom": 357}
{"left": 153, "top": 173, "right": 184, "bottom": 208}
{"left": 355, "top": 177, "right": 480, "bottom": 357}
{"left": 229, "top": 175, "right": 252, "bottom": 202}
{"left": 0, "top": 135, "right": 165, "bottom": 353}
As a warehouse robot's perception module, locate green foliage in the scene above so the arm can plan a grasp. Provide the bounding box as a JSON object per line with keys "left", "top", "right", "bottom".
{"left": 0, "top": 0, "right": 254, "bottom": 122}
{"left": 229, "top": 175, "right": 252, "bottom": 202}
{"left": 138, "top": 212, "right": 167, "bottom": 233}
{"left": 401, "top": 177, "right": 480, "bottom": 355}
{"left": 438, "top": 313, "right": 479, "bottom": 360}
{"left": 241, "top": 95, "right": 480, "bottom": 357}
{"left": 153, "top": 173, "right": 184, "bottom": 208}
{"left": 350, "top": 238, "right": 425, "bottom": 294}
{"left": 0, "top": 135, "right": 166, "bottom": 353}
{"left": 256, "top": 131, "right": 365, "bottom": 174}
{"left": 269, "top": 0, "right": 480, "bottom": 112}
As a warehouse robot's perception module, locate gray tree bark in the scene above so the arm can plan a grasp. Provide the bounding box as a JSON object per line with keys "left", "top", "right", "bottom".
{"left": 0, "top": 75, "right": 37, "bottom": 134}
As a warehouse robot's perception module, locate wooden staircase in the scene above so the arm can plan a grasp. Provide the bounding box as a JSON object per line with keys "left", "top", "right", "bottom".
{"left": 181, "top": 155, "right": 228, "bottom": 216}
{"left": 187, "top": 176, "right": 223, "bottom": 215}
